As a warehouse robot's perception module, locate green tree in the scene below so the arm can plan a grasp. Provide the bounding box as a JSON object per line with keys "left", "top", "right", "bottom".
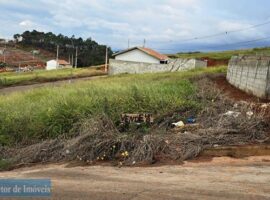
{"left": 14, "top": 30, "right": 113, "bottom": 67}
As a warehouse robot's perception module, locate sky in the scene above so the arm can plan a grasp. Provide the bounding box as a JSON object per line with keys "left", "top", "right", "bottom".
{"left": 1, "top": 0, "right": 270, "bottom": 53}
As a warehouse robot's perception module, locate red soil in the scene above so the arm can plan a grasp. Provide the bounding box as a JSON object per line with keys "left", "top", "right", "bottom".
{"left": 211, "top": 75, "right": 269, "bottom": 103}
{"left": 201, "top": 57, "right": 229, "bottom": 67}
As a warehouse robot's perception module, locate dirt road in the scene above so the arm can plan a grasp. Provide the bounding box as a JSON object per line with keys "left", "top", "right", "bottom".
{"left": 0, "top": 156, "right": 269, "bottom": 200}
{"left": 0, "top": 75, "right": 107, "bottom": 95}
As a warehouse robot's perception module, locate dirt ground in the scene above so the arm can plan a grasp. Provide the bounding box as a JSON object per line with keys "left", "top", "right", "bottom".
{"left": 0, "top": 75, "right": 107, "bottom": 95}
{"left": 211, "top": 75, "right": 269, "bottom": 103}
{"left": 0, "top": 156, "right": 269, "bottom": 200}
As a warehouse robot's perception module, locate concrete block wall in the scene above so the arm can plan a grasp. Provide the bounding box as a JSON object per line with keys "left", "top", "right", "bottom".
{"left": 109, "top": 58, "right": 207, "bottom": 75}
{"left": 227, "top": 55, "right": 270, "bottom": 99}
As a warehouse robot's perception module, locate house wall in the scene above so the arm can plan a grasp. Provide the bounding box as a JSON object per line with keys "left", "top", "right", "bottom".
{"left": 46, "top": 60, "right": 58, "bottom": 70}
{"left": 115, "top": 49, "right": 160, "bottom": 64}
{"left": 227, "top": 55, "right": 270, "bottom": 99}
{"left": 109, "top": 58, "right": 207, "bottom": 75}
{"left": 59, "top": 64, "right": 72, "bottom": 69}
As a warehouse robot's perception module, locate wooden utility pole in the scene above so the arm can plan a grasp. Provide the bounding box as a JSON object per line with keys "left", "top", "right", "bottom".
{"left": 3, "top": 49, "right": 5, "bottom": 63}
{"left": 128, "top": 39, "right": 130, "bottom": 48}
{"left": 75, "top": 47, "right": 78, "bottom": 69}
{"left": 3, "top": 42, "right": 6, "bottom": 63}
{"left": 105, "top": 46, "right": 108, "bottom": 73}
{"left": 71, "top": 54, "right": 74, "bottom": 68}
{"left": 56, "top": 45, "right": 59, "bottom": 61}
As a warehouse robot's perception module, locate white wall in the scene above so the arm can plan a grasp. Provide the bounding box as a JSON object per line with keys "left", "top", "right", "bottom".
{"left": 115, "top": 49, "right": 160, "bottom": 64}
{"left": 109, "top": 59, "right": 207, "bottom": 75}
{"left": 46, "top": 60, "right": 58, "bottom": 70}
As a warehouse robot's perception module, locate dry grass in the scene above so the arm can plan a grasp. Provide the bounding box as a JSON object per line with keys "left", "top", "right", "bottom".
{"left": 1, "top": 74, "right": 269, "bottom": 168}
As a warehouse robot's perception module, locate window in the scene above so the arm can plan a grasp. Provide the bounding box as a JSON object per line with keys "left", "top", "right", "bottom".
{"left": 160, "top": 60, "right": 168, "bottom": 64}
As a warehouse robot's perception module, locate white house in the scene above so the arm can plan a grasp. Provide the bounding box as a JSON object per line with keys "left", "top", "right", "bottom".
{"left": 46, "top": 59, "right": 72, "bottom": 70}
{"left": 113, "top": 47, "right": 169, "bottom": 64}
{"left": 109, "top": 47, "right": 207, "bottom": 75}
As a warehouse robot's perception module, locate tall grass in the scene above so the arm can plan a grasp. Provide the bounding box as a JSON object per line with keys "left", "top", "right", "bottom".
{"left": 0, "top": 67, "right": 105, "bottom": 87}
{"left": 0, "top": 66, "right": 226, "bottom": 145}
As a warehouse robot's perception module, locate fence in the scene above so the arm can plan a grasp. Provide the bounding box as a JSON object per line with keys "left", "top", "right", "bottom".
{"left": 109, "top": 59, "right": 207, "bottom": 75}
{"left": 227, "top": 55, "right": 270, "bottom": 99}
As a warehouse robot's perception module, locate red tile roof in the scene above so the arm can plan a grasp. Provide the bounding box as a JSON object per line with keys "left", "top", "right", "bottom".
{"left": 58, "top": 59, "right": 70, "bottom": 65}
{"left": 139, "top": 47, "right": 169, "bottom": 61}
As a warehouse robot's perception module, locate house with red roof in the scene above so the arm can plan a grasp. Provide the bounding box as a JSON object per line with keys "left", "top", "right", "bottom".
{"left": 109, "top": 46, "right": 207, "bottom": 75}
{"left": 113, "top": 47, "right": 169, "bottom": 64}
{"left": 46, "top": 59, "right": 72, "bottom": 70}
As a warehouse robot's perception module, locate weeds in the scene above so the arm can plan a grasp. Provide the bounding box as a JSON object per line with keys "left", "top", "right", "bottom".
{"left": 1, "top": 69, "right": 269, "bottom": 168}
{"left": 0, "top": 67, "right": 105, "bottom": 87}
{"left": 0, "top": 67, "right": 225, "bottom": 146}
{"left": 0, "top": 159, "right": 12, "bottom": 171}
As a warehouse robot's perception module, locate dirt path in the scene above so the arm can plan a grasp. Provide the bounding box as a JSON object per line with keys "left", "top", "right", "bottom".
{"left": 0, "top": 156, "right": 269, "bottom": 200}
{"left": 0, "top": 75, "right": 107, "bottom": 95}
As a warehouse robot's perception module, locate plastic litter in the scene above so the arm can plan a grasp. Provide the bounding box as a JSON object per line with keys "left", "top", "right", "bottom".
{"left": 224, "top": 111, "right": 241, "bottom": 118}
{"left": 187, "top": 117, "right": 196, "bottom": 124}
{"left": 172, "top": 121, "right": 185, "bottom": 127}
{"left": 246, "top": 111, "right": 254, "bottom": 119}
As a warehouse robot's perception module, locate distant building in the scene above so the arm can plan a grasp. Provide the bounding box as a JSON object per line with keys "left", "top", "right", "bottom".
{"left": 109, "top": 47, "right": 207, "bottom": 75}
{"left": 113, "top": 47, "right": 169, "bottom": 64}
{"left": 46, "top": 59, "right": 72, "bottom": 70}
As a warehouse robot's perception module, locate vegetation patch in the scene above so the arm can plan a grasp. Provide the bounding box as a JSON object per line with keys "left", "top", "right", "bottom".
{"left": 0, "top": 159, "right": 12, "bottom": 171}
{"left": 0, "top": 67, "right": 226, "bottom": 146}
{"left": 1, "top": 71, "right": 269, "bottom": 168}
{"left": 0, "top": 67, "right": 106, "bottom": 87}
{"left": 169, "top": 47, "right": 270, "bottom": 60}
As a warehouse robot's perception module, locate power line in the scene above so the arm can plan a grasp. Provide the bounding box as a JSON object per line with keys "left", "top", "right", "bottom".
{"left": 154, "top": 36, "right": 270, "bottom": 52}
{"left": 148, "top": 19, "right": 270, "bottom": 44}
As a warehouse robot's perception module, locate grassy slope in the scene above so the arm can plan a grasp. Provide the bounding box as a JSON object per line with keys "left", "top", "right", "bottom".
{"left": 0, "top": 66, "right": 226, "bottom": 145}
{"left": 0, "top": 67, "right": 106, "bottom": 87}
{"left": 168, "top": 47, "right": 270, "bottom": 60}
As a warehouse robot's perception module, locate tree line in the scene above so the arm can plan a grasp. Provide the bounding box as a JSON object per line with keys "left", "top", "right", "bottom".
{"left": 13, "top": 30, "right": 113, "bottom": 67}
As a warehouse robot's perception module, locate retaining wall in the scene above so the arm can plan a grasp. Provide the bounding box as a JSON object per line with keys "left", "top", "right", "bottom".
{"left": 227, "top": 55, "right": 270, "bottom": 99}
{"left": 109, "top": 59, "right": 207, "bottom": 75}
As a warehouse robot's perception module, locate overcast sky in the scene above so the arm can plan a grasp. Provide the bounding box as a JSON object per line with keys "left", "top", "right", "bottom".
{"left": 1, "top": 0, "right": 270, "bottom": 52}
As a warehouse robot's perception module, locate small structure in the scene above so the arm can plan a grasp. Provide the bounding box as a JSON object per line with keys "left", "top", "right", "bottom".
{"left": 113, "top": 47, "right": 169, "bottom": 64}
{"left": 46, "top": 59, "right": 72, "bottom": 70}
{"left": 109, "top": 47, "right": 207, "bottom": 75}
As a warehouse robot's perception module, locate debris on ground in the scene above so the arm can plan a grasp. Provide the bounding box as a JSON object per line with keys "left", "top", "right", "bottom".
{"left": 172, "top": 121, "right": 185, "bottom": 127}
{"left": 246, "top": 111, "right": 254, "bottom": 119}
{"left": 187, "top": 117, "right": 196, "bottom": 124}
{"left": 224, "top": 111, "right": 241, "bottom": 118}
{"left": 1, "top": 74, "right": 269, "bottom": 169}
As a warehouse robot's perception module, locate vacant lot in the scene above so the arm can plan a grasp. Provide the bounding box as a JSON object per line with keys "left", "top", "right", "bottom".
{"left": 0, "top": 67, "right": 226, "bottom": 146}
{"left": 0, "top": 66, "right": 269, "bottom": 171}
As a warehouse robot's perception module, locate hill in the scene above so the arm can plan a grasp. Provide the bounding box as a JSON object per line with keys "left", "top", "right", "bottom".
{"left": 0, "top": 44, "right": 55, "bottom": 68}
{"left": 13, "top": 30, "right": 113, "bottom": 67}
